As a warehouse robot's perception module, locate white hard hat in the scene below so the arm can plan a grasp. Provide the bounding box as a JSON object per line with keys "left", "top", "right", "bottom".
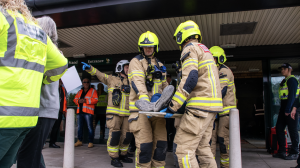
{"left": 115, "top": 60, "right": 130, "bottom": 73}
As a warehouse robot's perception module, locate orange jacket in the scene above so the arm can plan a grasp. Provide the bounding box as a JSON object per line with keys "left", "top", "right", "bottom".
{"left": 73, "top": 86, "right": 98, "bottom": 115}
{"left": 61, "top": 86, "right": 67, "bottom": 113}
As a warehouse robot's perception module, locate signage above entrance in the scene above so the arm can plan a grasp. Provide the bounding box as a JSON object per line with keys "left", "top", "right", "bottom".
{"left": 67, "top": 57, "right": 113, "bottom": 67}
{"left": 68, "top": 59, "right": 78, "bottom": 66}
{"left": 87, "top": 58, "right": 112, "bottom": 65}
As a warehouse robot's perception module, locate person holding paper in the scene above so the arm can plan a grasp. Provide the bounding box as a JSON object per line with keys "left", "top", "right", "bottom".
{"left": 0, "top": 1, "right": 68, "bottom": 167}
{"left": 82, "top": 60, "right": 133, "bottom": 167}
{"left": 74, "top": 78, "right": 98, "bottom": 148}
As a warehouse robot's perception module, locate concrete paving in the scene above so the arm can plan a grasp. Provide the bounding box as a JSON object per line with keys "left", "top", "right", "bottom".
{"left": 11, "top": 142, "right": 297, "bottom": 168}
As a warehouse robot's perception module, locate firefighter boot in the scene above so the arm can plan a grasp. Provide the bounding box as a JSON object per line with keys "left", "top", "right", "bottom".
{"left": 153, "top": 85, "right": 174, "bottom": 112}
{"left": 135, "top": 100, "right": 155, "bottom": 111}
{"left": 74, "top": 140, "right": 82, "bottom": 147}
{"left": 88, "top": 143, "right": 93, "bottom": 148}
{"left": 135, "top": 85, "right": 174, "bottom": 111}
{"left": 119, "top": 154, "right": 133, "bottom": 163}
{"left": 111, "top": 158, "right": 123, "bottom": 167}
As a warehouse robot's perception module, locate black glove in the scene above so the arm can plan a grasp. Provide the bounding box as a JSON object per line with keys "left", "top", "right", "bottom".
{"left": 112, "top": 89, "right": 121, "bottom": 106}
{"left": 166, "top": 107, "right": 176, "bottom": 114}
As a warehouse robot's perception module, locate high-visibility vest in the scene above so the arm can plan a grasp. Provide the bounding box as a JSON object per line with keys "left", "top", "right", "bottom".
{"left": 97, "top": 94, "right": 108, "bottom": 107}
{"left": 279, "top": 75, "right": 300, "bottom": 100}
{"left": 74, "top": 87, "right": 98, "bottom": 115}
{"left": 0, "top": 9, "right": 68, "bottom": 128}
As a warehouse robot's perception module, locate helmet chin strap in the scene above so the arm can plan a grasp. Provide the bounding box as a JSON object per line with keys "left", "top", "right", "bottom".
{"left": 143, "top": 50, "right": 155, "bottom": 57}
{"left": 120, "top": 72, "right": 128, "bottom": 77}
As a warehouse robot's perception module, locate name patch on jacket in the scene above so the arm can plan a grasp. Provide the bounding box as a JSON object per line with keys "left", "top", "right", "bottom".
{"left": 219, "top": 72, "right": 227, "bottom": 78}
{"left": 198, "top": 44, "right": 211, "bottom": 54}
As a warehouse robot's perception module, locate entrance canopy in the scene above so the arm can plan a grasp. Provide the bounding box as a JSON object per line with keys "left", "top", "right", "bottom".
{"left": 54, "top": 6, "right": 300, "bottom": 58}
{"left": 26, "top": 0, "right": 300, "bottom": 60}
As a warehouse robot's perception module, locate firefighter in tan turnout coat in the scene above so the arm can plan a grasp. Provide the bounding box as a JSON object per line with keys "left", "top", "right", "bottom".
{"left": 82, "top": 60, "right": 133, "bottom": 167}
{"left": 165, "top": 20, "right": 223, "bottom": 168}
{"left": 128, "top": 31, "right": 169, "bottom": 168}
{"left": 209, "top": 46, "right": 236, "bottom": 168}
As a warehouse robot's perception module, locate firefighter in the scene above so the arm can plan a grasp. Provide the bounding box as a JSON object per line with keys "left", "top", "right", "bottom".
{"left": 166, "top": 20, "right": 223, "bottom": 168}
{"left": 208, "top": 46, "right": 236, "bottom": 168}
{"left": 82, "top": 60, "right": 133, "bottom": 167}
{"left": 128, "top": 31, "right": 169, "bottom": 168}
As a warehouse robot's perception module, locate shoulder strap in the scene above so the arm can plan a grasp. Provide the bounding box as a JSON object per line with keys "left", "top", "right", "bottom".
{"left": 134, "top": 54, "right": 144, "bottom": 61}
{"left": 219, "top": 64, "right": 228, "bottom": 71}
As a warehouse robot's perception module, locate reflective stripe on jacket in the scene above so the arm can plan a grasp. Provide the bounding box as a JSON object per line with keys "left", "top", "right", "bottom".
{"left": 279, "top": 75, "right": 300, "bottom": 100}
{"left": 74, "top": 87, "right": 98, "bottom": 115}
{"left": 169, "top": 40, "right": 223, "bottom": 117}
{"left": 0, "top": 9, "right": 68, "bottom": 128}
{"left": 97, "top": 94, "right": 108, "bottom": 107}
{"left": 87, "top": 66, "right": 130, "bottom": 116}
{"left": 218, "top": 64, "right": 236, "bottom": 116}
{"left": 128, "top": 55, "right": 168, "bottom": 112}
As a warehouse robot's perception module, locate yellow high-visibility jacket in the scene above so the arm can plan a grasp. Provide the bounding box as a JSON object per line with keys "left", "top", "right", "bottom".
{"left": 0, "top": 9, "right": 68, "bottom": 128}
{"left": 218, "top": 64, "right": 236, "bottom": 116}
{"left": 169, "top": 40, "right": 223, "bottom": 117}
{"left": 87, "top": 66, "right": 130, "bottom": 116}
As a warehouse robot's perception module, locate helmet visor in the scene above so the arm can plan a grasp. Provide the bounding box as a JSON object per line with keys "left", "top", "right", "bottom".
{"left": 140, "top": 45, "right": 155, "bottom": 48}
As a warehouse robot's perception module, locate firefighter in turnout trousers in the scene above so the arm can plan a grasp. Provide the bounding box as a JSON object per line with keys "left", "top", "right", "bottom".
{"left": 128, "top": 31, "right": 169, "bottom": 168}
{"left": 165, "top": 20, "right": 223, "bottom": 168}
{"left": 208, "top": 46, "right": 236, "bottom": 168}
{"left": 82, "top": 60, "right": 133, "bottom": 167}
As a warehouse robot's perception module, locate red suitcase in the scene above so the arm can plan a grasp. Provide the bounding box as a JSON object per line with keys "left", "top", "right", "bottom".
{"left": 270, "top": 127, "right": 288, "bottom": 154}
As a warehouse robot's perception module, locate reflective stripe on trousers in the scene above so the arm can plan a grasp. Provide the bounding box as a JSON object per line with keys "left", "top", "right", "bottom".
{"left": 182, "top": 154, "right": 191, "bottom": 168}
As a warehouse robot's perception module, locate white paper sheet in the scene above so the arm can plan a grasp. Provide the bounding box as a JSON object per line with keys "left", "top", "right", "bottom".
{"left": 61, "top": 66, "right": 82, "bottom": 93}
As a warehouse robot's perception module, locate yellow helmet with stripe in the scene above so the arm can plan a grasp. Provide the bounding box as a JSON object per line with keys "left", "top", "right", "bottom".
{"left": 210, "top": 46, "right": 227, "bottom": 65}
{"left": 138, "top": 31, "right": 159, "bottom": 53}
{"left": 173, "top": 20, "right": 201, "bottom": 50}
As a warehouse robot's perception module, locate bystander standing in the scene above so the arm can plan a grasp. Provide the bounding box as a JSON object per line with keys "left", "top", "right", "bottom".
{"left": 74, "top": 78, "right": 98, "bottom": 148}
{"left": 273, "top": 63, "right": 299, "bottom": 161}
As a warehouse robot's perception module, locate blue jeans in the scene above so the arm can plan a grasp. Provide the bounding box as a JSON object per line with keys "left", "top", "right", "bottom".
{"left": 77, "top": 113, "right": 94, "bottom": 143}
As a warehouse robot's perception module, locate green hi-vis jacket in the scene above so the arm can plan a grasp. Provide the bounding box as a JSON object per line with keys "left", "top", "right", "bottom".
{"left": 97, "top": 94, "right": 108, "bottom": 107}
{"left": 279, "top": 75, "right": 300, "bottom": 100}
{"left": 0, "top": 9, "right": 68, "bottom": 128}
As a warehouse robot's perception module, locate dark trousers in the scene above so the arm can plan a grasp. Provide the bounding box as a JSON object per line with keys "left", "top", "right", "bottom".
{"left": 166, "top": 118, "right": 176, "bottom": 150}
{"left": 17, "top": 118, "right": 55, "bottom": 168}
{"left": 93, "top": 113, "right": 106, "bottom": 137}
{"left": 276, "top": 110, "right": 299, "bottom": 154}
{"left": 130, "top": 136, "right": 136, "bottom": 152}
{"left": 49, "top": 112, "right": 63, "bottom": 144}
{"left": 0, "top": 128, "right": 31, "bottom": 168}
{"left": 77, "top": 113, "right": 94, "bottom": 143}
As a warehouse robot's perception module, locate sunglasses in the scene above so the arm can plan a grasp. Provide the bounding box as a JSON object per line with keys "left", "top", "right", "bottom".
{"left": 83, "top": 82, "right": 90, "bottom": 83}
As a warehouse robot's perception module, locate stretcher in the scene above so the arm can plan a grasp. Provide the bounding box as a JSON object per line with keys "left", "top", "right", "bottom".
{"left": 139, "top": 111, "right": 183, "bottom": 118}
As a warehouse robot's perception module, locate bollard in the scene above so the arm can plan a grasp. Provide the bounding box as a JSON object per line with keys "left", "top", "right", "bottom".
{"left": 229, "top": 109, "right": 242, "bottom": 168}
{"left": 63, "top": 108, "right": 75, "bottom": 168}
